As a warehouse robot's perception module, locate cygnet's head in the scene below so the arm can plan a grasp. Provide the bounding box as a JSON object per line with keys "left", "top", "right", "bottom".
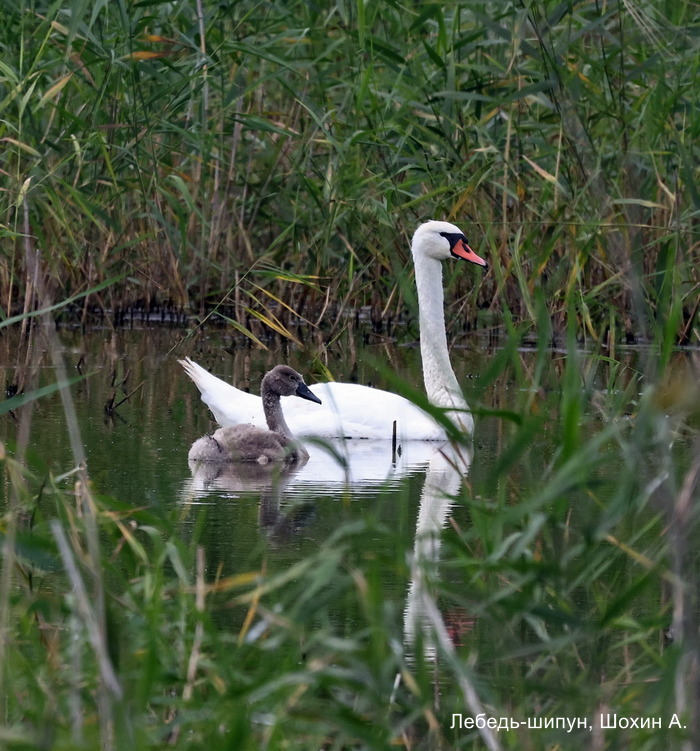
{"left": 412, "top": 220, "right": 487, "bottom": 268}
{"left": 263, "top": 365, "right": 322, "bottom": 404}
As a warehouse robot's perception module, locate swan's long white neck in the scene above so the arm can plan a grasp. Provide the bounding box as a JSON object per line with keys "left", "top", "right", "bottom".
{"left": 413, "top": 250, "right": 467, "bottom": 413}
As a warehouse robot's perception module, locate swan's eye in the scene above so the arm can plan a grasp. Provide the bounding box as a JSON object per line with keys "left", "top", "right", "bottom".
{"left": 439, "top": 231, "right": 469, "bottom": 246}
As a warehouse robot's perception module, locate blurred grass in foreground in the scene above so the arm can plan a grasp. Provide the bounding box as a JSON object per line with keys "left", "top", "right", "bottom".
{"left": 1, "top": 303, "right": 698, "bottom": 749}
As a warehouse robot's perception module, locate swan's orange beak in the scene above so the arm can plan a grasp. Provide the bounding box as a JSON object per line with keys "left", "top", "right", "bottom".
{"left": 452, "top": 238, "right": 488, "bottom": 268}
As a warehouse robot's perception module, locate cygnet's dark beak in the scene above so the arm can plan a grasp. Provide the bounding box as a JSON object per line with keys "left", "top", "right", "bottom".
{"left": 296, "top": 381, "right": 322, "bottom": 405}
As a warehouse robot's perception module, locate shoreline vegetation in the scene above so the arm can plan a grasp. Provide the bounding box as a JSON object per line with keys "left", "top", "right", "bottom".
{"left": 1, "top": 0, "right": 698, "bottom": 346}
{"left": 1, "top": 1, "right": 700, "bottom": 749}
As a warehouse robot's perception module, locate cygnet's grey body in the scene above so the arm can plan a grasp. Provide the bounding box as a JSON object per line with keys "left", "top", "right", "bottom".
{"left": 187, "top": 365, "right": 321, "bottom": 464}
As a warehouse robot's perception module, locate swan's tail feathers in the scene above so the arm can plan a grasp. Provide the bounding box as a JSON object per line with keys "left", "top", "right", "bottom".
{"left": 178, "top": 357, "right": 211, "bottom": 393}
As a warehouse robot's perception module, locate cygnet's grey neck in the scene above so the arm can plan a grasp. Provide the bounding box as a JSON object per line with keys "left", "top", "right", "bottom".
{"left": 262, "top": 382, "right": 292, "bottom": 437}
{"left": 414, "top": 252, "right": 466, "bottom": 411}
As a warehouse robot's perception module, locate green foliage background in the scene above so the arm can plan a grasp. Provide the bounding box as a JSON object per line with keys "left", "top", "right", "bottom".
{"left": 1, "top": 0, "right": 698, "bottom": 342}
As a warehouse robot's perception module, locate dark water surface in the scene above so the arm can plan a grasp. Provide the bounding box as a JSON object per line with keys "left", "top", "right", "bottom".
{"left": 4, "top": 327, "right": 487, "bottom": 601}
{"left": 2, "top": 324, "right": 693, "bottom": 591}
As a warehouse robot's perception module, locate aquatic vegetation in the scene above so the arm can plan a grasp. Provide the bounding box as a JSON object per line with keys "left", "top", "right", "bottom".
{"left": 1, "top": 312, "right": 698, "bottom": 749}
{"left": 0, "top": 0, "right": 697, "bottom": 346}
{"left": 0, "top": 0, "right": 699, "bottom": 748}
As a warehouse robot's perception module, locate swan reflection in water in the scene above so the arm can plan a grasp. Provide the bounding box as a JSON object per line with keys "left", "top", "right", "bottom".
{"left": 183, "top": 427, "right": 480, "bottom": 643}
{"left": 179, "top": 438, "right": 456, "bottom": 538}
{"left": 403, "top": 441, "right": 473, "bottom": 657}
{"left": 182, "top": 436, "right": 491, "bottom": 740}
{"left": 180, "top": 437, "right": 434, "bottom": 542}
{"left": 182, "top": 437, "right": 457, "bottom": 496}
{"left": 400, "top": 443, "right": 500, "bottom": 751}
{"left": 182, "top": 437, "right": 478, "bottom": 648}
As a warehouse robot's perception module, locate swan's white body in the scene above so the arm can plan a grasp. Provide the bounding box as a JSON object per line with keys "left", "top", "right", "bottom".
{"left": 180, "top": 221, "right": 486, "bottom": 441}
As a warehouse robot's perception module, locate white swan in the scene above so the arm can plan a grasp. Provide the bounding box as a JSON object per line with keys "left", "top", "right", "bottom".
{"left": 187, "top": 365, "right": 321, "bottom": 464}
{"left": 179, "top": 220, "right": 487, "bottom": 440}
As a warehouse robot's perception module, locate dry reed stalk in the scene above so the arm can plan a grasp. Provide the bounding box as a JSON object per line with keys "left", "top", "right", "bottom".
{"left": 16, "top": 195, "right": 121, "bottom": 747}
{"left": 183, "top": 545, "right": 207, "bottom": 702}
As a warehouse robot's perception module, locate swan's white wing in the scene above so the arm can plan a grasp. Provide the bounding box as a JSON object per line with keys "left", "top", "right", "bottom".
{"left": 282, "top": 382, "right": 472, "bottom": 439}
{"left": 281, "top": 383, "right": 447, "bottom": 440}
{"left": 179, "top": 358, "right": 265, "bottom": 426}
{"left": 179, "top": 359, "right": 449, "bottom": 440}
